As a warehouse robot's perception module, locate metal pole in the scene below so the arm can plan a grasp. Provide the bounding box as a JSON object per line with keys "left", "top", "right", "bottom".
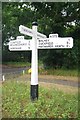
{"left": 30, "top": 22, "right": 38, "bottom": 101}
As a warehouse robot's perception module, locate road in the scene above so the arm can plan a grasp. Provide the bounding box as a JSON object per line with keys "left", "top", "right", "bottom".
{"left": 1, "top": 66, "right": 79, "bottom": 87}
{"left": 39, "top": 78, "right": 79, "bottom": 87}
{"left": 2, "top": 66, "right": 29, "bottom": 74}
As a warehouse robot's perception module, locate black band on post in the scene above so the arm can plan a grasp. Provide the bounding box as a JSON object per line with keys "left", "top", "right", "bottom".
{"left": 30, "top": 85, "right": 38, "bottom": 101}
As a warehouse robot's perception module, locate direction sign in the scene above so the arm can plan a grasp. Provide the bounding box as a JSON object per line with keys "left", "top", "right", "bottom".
{"left": 37, "top": 37, "right": 73, "bottom": 49}
{"left": 17, "top": 36, "right": 24, "bottom": 40}
{"left": 9, "top": 39, "right": 32, "bottom": 51}
{"left": 49, "top": 34, "right": 58, "bottom": 38}
{"left": 9, "top": 37, "right": 73, "bottom": 51}
{"left": 19, "top": 25, "right": 47, "bottom": 39}
{"left": 37, "top": 31, "right": 47, "bottom": 39}
{"left": 19, "top": 25, "right": 33, "bottom": 37}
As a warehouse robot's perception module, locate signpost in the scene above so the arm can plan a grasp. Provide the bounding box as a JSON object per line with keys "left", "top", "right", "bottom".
{"left": 37, "top": 37, "right": 73, "bottom": 49}
{"left": 19, "top": 25, "right": 47, "bottom": 39}
{"left": 9, "top": 38, "right": 32, "bottom": 51}
{"left": 49, "top": 33, "right": 58, "bottom": 38}
{"left": 31, "top": 22, "right": 38, "bottom": 100}
{"left": 9, "top": 22, "right": 73, "bottom": 101}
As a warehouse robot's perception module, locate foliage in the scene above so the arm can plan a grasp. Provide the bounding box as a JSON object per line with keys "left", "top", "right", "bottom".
{"left": 2, "top": 80, "right": 78, "bottom": 118}
{"left": 2, "top": 2, "right": 80, "bottom": 69}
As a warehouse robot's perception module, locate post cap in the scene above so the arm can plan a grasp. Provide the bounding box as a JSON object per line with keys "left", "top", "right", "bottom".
{"left": 32, "top": 22, "right": 38, "bottom": 26}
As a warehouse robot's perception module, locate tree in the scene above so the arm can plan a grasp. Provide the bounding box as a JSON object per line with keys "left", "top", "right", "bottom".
{"left": 31, "top": 2, "right": 79, "bottom": 69}
{"left": 2, "top": 2, "right": 79, "bottom": 69}
{"left": 2, "top": 2, "right": 34, "bottom": 63}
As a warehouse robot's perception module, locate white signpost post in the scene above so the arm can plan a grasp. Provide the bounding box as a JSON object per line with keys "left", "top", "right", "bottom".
{"left": 9, "top": 22, "right": 73, "bottom": 101}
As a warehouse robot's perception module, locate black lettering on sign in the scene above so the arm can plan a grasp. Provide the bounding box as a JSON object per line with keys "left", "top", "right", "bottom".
{"left": 66, "top": 45, "right": 70, "bottom": 47}
{"left": 51, "top": 42, "right": 53, "bottom": 47}
{"left": 28, "top": 41, "right": 30, "bottom": 46}
{"left": 55, "top": 45, "right": 58, "bottom": 47}
{"left": 44, "top": 40, "right": 47, "bottom": 46}
{"left": 28, "top": 47, "right": 30, "bottom": 49}
{"left": 11, "top": 47, "right": 21, "bottom": 49}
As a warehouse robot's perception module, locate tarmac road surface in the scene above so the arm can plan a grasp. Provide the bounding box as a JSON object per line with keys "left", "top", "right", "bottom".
{"left": 39, "top": 78, "right": 79, "bottom": 88}
{"left": 1, "top": 66, "right": 79, "bottom": 88}
{"left": 2, "top": 66, "right": 29, "bottom": 74}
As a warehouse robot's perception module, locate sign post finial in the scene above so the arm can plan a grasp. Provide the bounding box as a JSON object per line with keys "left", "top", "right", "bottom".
{"left": 32, "top": 22, "right": 38, "bottom": 26}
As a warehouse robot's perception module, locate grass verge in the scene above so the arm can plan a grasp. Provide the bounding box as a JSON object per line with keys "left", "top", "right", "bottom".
{"left": 2, "top": 80, "right": 78, "bottom": 119}
{"left": 39, "top": 68, "right": 78, "bottom": 77}
{"left": 2, "top": 62, "right": 31, "bottom": 67}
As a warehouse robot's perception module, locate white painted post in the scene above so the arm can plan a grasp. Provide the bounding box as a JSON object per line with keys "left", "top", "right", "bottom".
{"left": 2, "top": 75, "right": 5, "bottom": 82}
{"left": 23, "top": 70, "right": 25, "bottom": 75}
{"left": 31, "top": 22, "right": 38, "bottom": 100}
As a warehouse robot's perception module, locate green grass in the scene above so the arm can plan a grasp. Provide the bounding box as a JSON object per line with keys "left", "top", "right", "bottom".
{"left": 3, "top": 62, "right": 31, "bottom": 67}
{"left": 39, "top": 68, "right": 78, "bottom": 77}
{"left": 2, "top": 80, "right": 78, "bottom": 118}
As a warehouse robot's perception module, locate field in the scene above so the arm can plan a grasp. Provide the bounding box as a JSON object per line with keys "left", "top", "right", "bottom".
{"left": 2, "top": 78, "right": 78, "bottom": 119}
